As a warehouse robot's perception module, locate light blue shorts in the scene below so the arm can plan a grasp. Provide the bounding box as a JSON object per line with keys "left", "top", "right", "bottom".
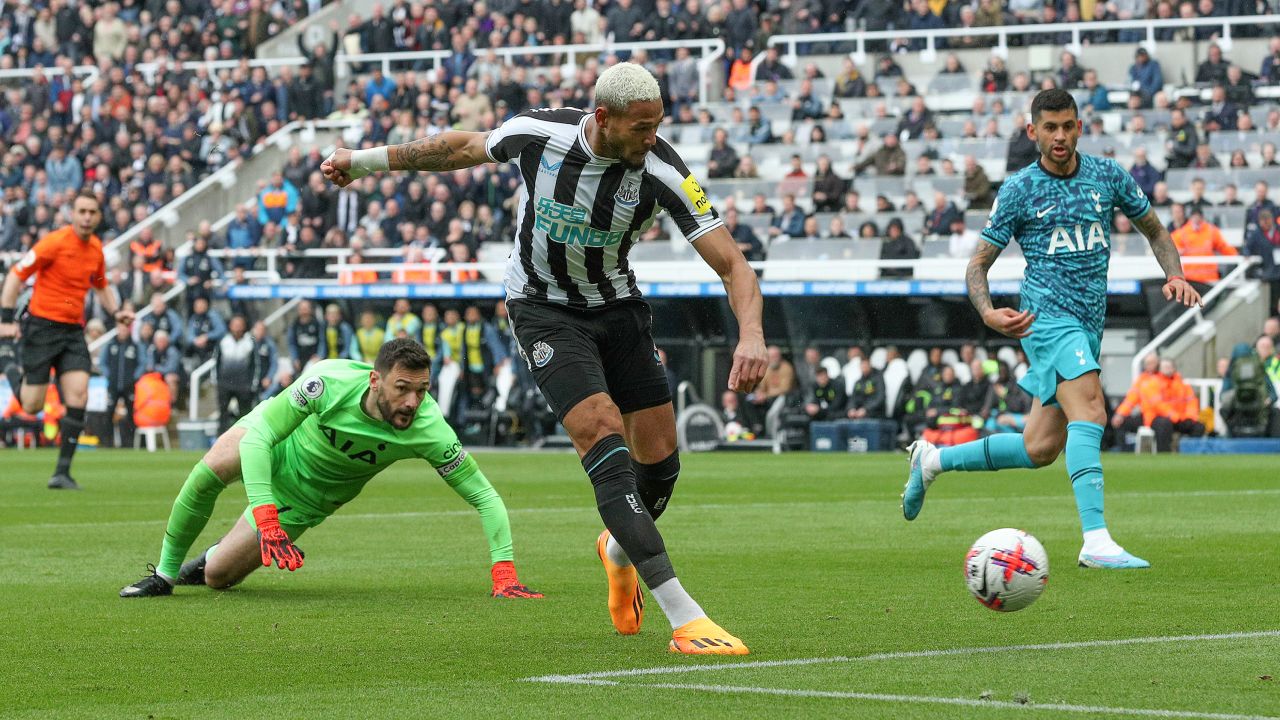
{"left": 1017, "top": 317, "right": 1102, "bottom": 407}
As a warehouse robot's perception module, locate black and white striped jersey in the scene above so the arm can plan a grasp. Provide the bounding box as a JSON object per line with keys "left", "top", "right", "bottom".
{"left": 484, "top": 108, "right": 723, "bottom": 308}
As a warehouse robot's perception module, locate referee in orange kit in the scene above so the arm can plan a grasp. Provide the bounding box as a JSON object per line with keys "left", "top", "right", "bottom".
{"left": 0, "top": 190, "right": 133, "bottom": 489}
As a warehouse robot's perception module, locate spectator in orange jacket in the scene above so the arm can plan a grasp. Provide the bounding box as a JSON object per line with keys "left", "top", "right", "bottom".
{"left": 1114, "top": 357, "right": 1205, "bottom": 451}
{"left": 1172, "top": 204, "right": 1239, "bottom": 285}
{"left": 1113, "top": 352, "right": 1161, "bottom": 425}
{"left": 337, "top": 252, "right": 379, "bottom": 285}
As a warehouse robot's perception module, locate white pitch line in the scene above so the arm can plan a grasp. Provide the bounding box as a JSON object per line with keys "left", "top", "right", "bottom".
{"left": 625, "top": 682, "right": 1280, "bottom": 720}
{"left": 523, "top": 630, "right": 1280, "bottom": 683}
{"left": 8, "top": 488, "right": 1280, "bottom": 531}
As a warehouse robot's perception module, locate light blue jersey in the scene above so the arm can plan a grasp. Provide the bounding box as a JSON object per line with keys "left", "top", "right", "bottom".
{"left": 981, "top": 153, "right": 1151, "bottom": 337}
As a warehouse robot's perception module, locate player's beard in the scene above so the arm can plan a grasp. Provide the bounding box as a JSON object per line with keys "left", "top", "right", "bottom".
{"left": 1038, "top": 136, "right": 1076, "bottom": 168}
{"left": 604, "top": 133, "right": 646, "bottom": 171}
{"left": 376, "top": 391, "right": 415, "bottom": 429}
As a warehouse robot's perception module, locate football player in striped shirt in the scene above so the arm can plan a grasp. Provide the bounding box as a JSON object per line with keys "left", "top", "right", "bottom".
{"left": 324, "top": 62, "right": 767, "bottom": 655}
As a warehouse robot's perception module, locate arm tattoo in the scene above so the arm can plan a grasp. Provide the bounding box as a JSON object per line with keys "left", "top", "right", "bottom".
{"left": 1134, "top": 209, "right": 1185, "bottom": 279}
{"left": 389, "top": 134, "right": 480, "bottom": 172}
{"left": 391, "top": 137, "right": 457, "bottom": 171}
{"left": 966, "top": 242, "right": 1002, "bottom": 316}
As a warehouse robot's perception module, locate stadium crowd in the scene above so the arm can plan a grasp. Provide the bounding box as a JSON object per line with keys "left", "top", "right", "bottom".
{"left": 725, "top": 303, "right": 1280, "bottom": 453}
{"left": 4, "top": 1, "right": 1280, "bottom": 450}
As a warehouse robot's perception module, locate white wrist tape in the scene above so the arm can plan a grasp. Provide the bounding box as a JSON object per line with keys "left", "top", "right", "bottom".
{"left": 349, "top": 146, "right": 390, "bottom": 174}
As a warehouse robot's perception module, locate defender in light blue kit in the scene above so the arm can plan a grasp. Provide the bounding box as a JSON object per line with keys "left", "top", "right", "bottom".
{"left": 902, "top": 89, "right": 1202, "bottom": 570}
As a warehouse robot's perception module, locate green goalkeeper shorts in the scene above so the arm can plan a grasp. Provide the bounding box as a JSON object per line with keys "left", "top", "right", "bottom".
{"left": 238, "top": 450, "right": 336, "bottom": 531}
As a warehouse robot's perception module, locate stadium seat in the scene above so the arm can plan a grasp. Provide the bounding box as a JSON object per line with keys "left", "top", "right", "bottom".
{"left": 133, "top": 425, "right": 171, "bottom": 452}
{"left": 842, "top": 361, "right": 863, "bottom": 396}
{"left": 493, "top": 364, "right": 516, "bottom": 413}
{"left": 953, "top": 363, "right": 971, "bottom": 384}
{"left": 437, "top": 362, "right": 462, "bottom": 421}
{"left": 1134, "top": 425, "right": 1157, "bottom": 454}
{"left": 869, "top": 348, "right": 888, "bottom": 371}
{"left": 883, "top": 359, "right": 910, "bottom": 419}
{"left": 476, "top": 243, "right": 514, "bottom": 281}
{"left": 906, "top": 349, "right": 928, "bottom": 384}
{"left": 630, "top": 241, "right": 719, "bottom": 283}
{"left": 762, "top": 240, "right": 881, "bottom": 281}
{"left": 919, "top": 240, "right": 951, "bottom": 259}
{"left": 820, "top": 357, "right": 843, "bottom": 379}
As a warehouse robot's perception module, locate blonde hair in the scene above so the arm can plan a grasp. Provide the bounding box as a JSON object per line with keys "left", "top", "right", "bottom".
{"left": 595, "top": 62, "right": 662, "bottom": 113}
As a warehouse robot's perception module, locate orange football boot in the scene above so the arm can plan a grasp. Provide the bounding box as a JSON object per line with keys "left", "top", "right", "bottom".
{"left": 669, "top": 616, "right": 750, "bottom": 655}
{"left": 596, "top": 530, "right": 644, "bottom": 635}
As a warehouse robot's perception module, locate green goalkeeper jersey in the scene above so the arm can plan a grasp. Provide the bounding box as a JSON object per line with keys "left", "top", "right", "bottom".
{"left": 236, "top": 359, "right": 470, "bottom": 515}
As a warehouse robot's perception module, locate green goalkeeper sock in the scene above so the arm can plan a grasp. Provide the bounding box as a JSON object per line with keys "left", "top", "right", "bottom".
{"left": 157, "top": 462, "right": 226, "bottom": 580}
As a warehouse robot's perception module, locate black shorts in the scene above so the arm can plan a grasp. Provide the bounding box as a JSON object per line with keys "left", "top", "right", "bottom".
{"left": 19, "top": 315, "right": 93, "bottom": 383}
{"left": 508, "top": 299, "right": 671, "bottom": 422}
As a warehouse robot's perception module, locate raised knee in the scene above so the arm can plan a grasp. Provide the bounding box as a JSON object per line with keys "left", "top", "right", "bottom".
{"left": 636, "top": 449, "right": 679, "bottom": 480}
{"left": 1026, "top": 441, "right": 1062, "bottom": 468}
{"left": 203, "top": 567, "right": 241, "bottom": 590}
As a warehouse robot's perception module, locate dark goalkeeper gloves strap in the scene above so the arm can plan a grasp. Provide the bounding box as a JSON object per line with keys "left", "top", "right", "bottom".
{"left": 490, "top": 560, "right": 543, "bottom": 599}
{"left": 252, "top": 505, "right": 304, "bottom": 571}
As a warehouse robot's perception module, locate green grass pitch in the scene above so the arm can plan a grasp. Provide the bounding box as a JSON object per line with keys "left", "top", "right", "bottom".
{"left": 1, "top": 449, "right": 1277, "bottom": 719}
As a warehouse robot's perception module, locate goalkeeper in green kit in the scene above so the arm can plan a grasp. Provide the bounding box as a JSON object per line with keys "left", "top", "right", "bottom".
{"left": 120, "top": 338, "right": 541, "bottom": 599}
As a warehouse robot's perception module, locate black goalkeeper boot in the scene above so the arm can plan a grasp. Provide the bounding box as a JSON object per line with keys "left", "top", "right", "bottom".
{"left": 119, "top": 564, "right": 174, "bottom": 598}
{"left": 176, "top": 551, "right": 209, "bottom": 586}
{"left": 48, "top": 473, "right": 80, "bottom": 490}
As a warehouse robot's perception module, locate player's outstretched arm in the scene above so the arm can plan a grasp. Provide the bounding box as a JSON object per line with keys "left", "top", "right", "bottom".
{"left": 694, "top": 226, "right": 767, "bottom": 392}
{"left": 967, "top": 241, "right": 1035, "bottom": 338}
{"left": 438, "top": 451, "right": 542, "bottom": 598}
{"left": 236, "top": 379, "right": 326, "bottom": 571}
{"left": 1133, "top": 208, "right": 1202, "bottom": 308}
{"left": 321, "top": 132, "right": 491, "bottom": 187}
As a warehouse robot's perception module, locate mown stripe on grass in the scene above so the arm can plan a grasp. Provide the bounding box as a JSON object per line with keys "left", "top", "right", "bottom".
{"left": 8, "top": 488, "right": 1280, "bottom": 531}
{"left": 524, "top": 630, "right": 1280, "bottom": 683}
{"left": 609, "top": 682, "right": 1279, "bottom": 720}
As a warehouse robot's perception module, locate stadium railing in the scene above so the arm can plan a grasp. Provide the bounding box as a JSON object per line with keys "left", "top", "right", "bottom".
{"left": 87, "top": 194, "right": 262, "bottom": 357}
{"left": 186, "top": 297, "right": 303, "bottom": 421}
{"left": 1129, "top": 256, "right": 1259, "bottom": 383}
{"left": 84, "top": 120, "right": 356, "bottom": 356}
{"left": 131, "top": 57, "right": 313, "bottom": 84}
{"left": 99, "top": 119, "right": 360, "bottom": 271}
{"left": 202, "top": 252, "right": 1249, "bottom": 301}
{"left": 760, "top": 14, "right": 1280, "bottom": 68}
{"left": 1184, "top": 377, "right": 1226, "bottom": 437}
{"left": 86, "top": 284, "right": 187, "bottom": 358}
{"left": 338, "top": 38, "right": 727, "bottom": 106}
{"left": 337, "top": 49, "right": 452, "bottom": 79}
{"left": 0, "top": 64, "right": 99, "bottom": 85}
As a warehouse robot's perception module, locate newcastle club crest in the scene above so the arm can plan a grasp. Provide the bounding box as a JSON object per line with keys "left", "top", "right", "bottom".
{"left": 532, "top": 341, "right": 555, "bottom": 368}
{"left": 614, "top": 180, "right": 640, "bottom": 207}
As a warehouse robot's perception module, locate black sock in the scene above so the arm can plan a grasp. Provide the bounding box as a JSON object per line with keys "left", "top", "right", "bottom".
{"left": 56, "top": 407, "right": 85, "bottom": 476}
{"left": 634, "top": 451, "right": 680, "bottom": 520}
{"left": 583, "top": 433, "right": 674, "bottom": 589}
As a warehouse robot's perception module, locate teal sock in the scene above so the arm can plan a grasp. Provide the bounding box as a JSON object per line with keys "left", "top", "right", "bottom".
{"left": 1066, "top": 421, "right": 1107, "bottom": 532}
{"left": 939, "top": 434, "right": 1036, "bottom": 472}
{"left": 157, "top": 462, "right": 226, "bottom": 580}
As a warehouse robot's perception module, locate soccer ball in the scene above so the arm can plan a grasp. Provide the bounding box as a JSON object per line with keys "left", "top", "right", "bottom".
{"left": 964, "top": 528, "right": 1049, "bottom": 612}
